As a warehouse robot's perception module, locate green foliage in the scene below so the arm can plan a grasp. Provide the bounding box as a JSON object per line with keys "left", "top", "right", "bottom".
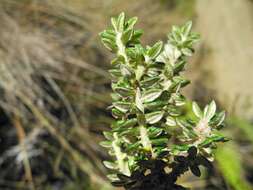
{"left": 216, "top": 144, "right": 252, "bottom": 190}
{"left": 100, "top": 12, "right": 227, "bottom": 189}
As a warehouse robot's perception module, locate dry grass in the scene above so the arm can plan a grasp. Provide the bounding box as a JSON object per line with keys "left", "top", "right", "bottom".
{"left": 0, "top": 0, "right": 196, "bottom": 189}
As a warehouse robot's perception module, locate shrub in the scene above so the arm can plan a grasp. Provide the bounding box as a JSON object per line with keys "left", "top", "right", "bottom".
{"left": 100, "top": 13, "right": 228, "bottom": 190}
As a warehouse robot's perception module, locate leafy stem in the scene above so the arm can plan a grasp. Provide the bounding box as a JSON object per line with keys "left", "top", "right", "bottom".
{"left": 100, "top": 12, "right": 228, "bottom": 190}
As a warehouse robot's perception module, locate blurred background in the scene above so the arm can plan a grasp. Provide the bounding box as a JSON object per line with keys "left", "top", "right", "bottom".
{"left": 0, "top": 0, "right": 252, "bottom": 189}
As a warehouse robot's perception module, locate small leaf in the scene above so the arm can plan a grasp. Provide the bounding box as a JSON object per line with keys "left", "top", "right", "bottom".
{"left": 122, "top": 28, "right": 133, "bottom": 44}
{"left": 120, "top": 64, "right": 132, "bottom": 76}
{"left": 144, "top": 101, "right": 167, "bottom": 111}
{"left": 109, "top": 69, "right": 122, "bottom": 78}
{"left": 117, "top": 12, "right": 125, "bottom": 32}
{"left": 166, "top": 116, "right": 177, "bottom": 126}
{"left": 100, "top": 30, "right": 115, "bottom": 42}
{"left": 145, "top": 111, "right": 164, "bottom": 124}
{"left": 113, "top": 102, "right": 131, "bottom": 113}
{"left": 173, "top": 60, "right": 186, "bottom": 74}
{"left": 171, "top": 25, "right": 181, "bottom": 42}
{"left": 103, "top": 131, "right": 113, "bottom": 140}
{"left": 151, "top": 138, "right": 168, "bottom": 146}
{"left": 192, "top": 102, "right": 202, "bottom": 118}
{"left": 173, "top": 76, "right": 190, "bottom": 88}
{"left": 111, "top": 17, "right": 118, "bottom": 31}
{"left": 101, "top": 38, "right": 116, "bottom": 51}
{"left": 148, "top": 127, "right": 163, "bottom": 138}
{"left": 131, "top": 29, "right": 143, "bottom": 42}
{"left": 142, "top": 89, "right": 163, "bottom": 103}
{"left": 114, "top": 87, "right": 133, "bottom": 97}
{"left": 208, "top": 111, "right": 225, "bottom": 129}
{"left": 114, "top": 118, "right": 138, "bottom": 129}
{"left": 135, "top": 87, "right": 144, "bottom": 113}
{"left": 135, "top": 65, "right": 145, "bottom": 81}
{"left": 182, "top": 21, "right": 192, "bottom": 37}
{"left": 103, "top": 161, "right": 118, "bottom": 170}
{"left": 181, "top": 48, "right": 193, "bottom": 56}
{"left": 126, "top": 17, "right": 138, "bottom": 30}
{"left": 107, "top": 174, "right": 120, "bottom": 182}
{"left": 100, "top": 141, "right": 112, "bottom": 148}
{"left": 125, "top": 142, "right": 140, "bottom": 152}
{"left": 213, "top": 111, "right": 226, "bottom": 126}
{"left": 147, "top": 41, "right": 163, "bottom": 59}
{"left": 140, "top": 76, "right": 160, "bottom": 87}
{"left": 205, "top": 101, "right": 216, "bottom": 120}
{"left": 111, "top": 55, "right": 125, "bottom": 65}
{"left": 112, "top": 108, "right": 124, "bottom": 118}
{"left": 172, "top": 144, "right": 190, "bottom": 153}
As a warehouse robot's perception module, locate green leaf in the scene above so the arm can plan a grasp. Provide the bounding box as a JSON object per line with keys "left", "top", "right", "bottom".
{"left": 142, "top": 89, "right": 163, "bottom": 103}
{"left": 145, "top": 111, "right": 164, "bottom": 124}
{"left": 200, "top": 134, "right": 228, "bottom": 147}
{"left": 100, "top": 30, "right": 115, "bottom": 42}
{"left": 111, "top": 17, "right": 118, "bottom": 31}
{"left": 103, "top": 161, "right": 118, "bottom": 170}
{"left": 120, "top": 64, "right": 132, "bottom": 76}
{"left": 114, "top": 118, "right": 138, "bottom": 129}
{"left": 107, "top": 174, "right": 120, "bottom": 182}
{"left": 192, "top": 101, "right": 202, "bottom": 118}
{"left": 125, "top": 142, "right": 140, "bottom": 152}
{"left": 114, "top": 87, "right": 133, "bottom": 97}
{"left": 216, "top": 144, "right": 252, "bottom": 190}
{"left": 140, "top": 76, "right": 160, "bottom": 87}
{"left": 204, "top": 101, "right": 216, "bottom": 121}
{"left": 209, "top": 111, "right": 225, "bottom": 127}
{"left": 111, "top": 108, "right": 124, "bottom": 118}
{"left": 117, "top": 12, "right": 125, "bottom": 32}
{"left": 126, "top": 17, "right": 138, "bottom": 30}
{"left": 172, "top": 144, "right": 190, "bottom": 154}
{"left": 113, "top": 101, "right": 131, "bottom": 113}
{"left": 109, "top": 69, "right": 122, "bottom": 78}
{"left": 147, "top": 41, "right": 163, "bottom": 59}
{"left": 111, "top": 55, "right": 125, "bottom": 65}
{"left": 173, "top": 76, "right": 190, "bottom": 87}
{"left": 101, "top": 38, "right": 116, "bottom": 51}
{"left": 131, "top": 29, "right": 143, "bottom": 43}
{"left": 100, "top": 141, "right": 112, "bottom": 148}
{"left": 135, "top": 87, "right": 144, "bottom": 113}
{"left": 181, "top": 48, "right": 193, "bottom": 56}
{"left": 144, "top": 101, "right": 167, "bottom": 111}
{"left": 151, "top": 138, "right": 168, "bottom": 146}
{"left": 166, "top": 116, "right": 176, "bottom": 126}
{"left": 182, "top": 21, "right": 192, "bottom": 37}
{"left": 103, "top": 131, "right": 113, "bottom": 140}
{"left": 167, "top": 105, "right": 181, "bottom": 116}
{"left": 173, "top": 60, "right": 186, "bottom": 74}
{"left": 148, "top": 127, "right": 163, "bottom": 138}
{"left": 135, "top": 65, "right": 145, "bottom": 81}
{"left": 122, "top": 28, "right": 133, "bottom": 44}
{"left": 171, "top": 25, "right": 181, "bottom": 42}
